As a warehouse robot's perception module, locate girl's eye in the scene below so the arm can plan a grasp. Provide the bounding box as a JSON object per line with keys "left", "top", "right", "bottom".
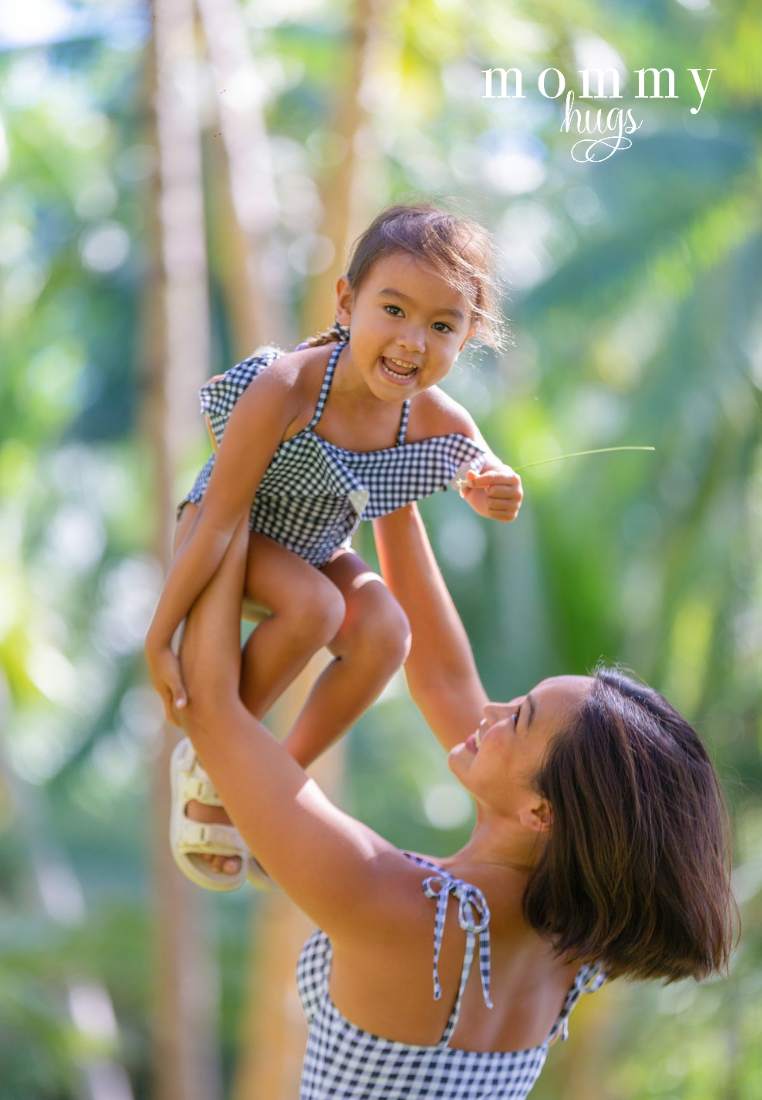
{"left": 433, "top": 321, "right": 453, "bottom": 333}
{"left": 513, "top": 706, "right": 521, "bottom": 726}
{"left": 384, "top": 305, "right": 403, "bottom": 316}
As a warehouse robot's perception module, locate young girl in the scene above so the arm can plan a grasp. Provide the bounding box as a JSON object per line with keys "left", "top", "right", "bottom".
{"left": 145, "top": 203, "right": 524, "bottom": 891}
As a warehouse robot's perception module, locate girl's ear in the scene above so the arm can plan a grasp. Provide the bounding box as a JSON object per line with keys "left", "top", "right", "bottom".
{"left": 335, "top": 274, "right": 353, "bottom": 326}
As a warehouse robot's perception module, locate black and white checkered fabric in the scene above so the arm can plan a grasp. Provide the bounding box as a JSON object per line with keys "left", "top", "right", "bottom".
{"left": 180, "top": 342, "right": 488, "bottom": 568}
{"left": 295, "top": 853, "right": 605, "bottom": 1099}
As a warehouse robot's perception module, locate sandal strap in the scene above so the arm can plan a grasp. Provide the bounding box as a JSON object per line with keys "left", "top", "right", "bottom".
{"left": 175, "top": 741, "right": 223, "bottom": 806}
{"left": 174, "top": 819, "right": 247, "bottom": 856}
{"left": 180, "top": 773, "right": 221, "bottom": 805}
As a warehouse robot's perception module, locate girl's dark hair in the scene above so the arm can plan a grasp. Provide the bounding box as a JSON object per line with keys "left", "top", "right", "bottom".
{"left": 523, "top": 667, "right": 736, "bottom": 983}
{"left": 302, "top": 202, "right": 504, "bottom": 350}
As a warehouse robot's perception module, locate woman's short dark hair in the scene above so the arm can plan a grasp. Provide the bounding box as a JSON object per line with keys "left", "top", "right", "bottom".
{"left": 522, "top": 667, "right": 736, "bottom": 983}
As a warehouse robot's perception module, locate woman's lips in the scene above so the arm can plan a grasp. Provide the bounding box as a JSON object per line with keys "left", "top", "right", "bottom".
{"left": 465, "top": 722, "right": 486, "bottom": 753}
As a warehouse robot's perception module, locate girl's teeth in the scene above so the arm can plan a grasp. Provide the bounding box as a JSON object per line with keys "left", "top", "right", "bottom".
{"left": 382, "top": 358, "right": 418, "bottom": 379}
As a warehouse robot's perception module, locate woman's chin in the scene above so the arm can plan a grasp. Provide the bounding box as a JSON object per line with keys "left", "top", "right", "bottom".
{"left": 447, "top": 743, "right": 471, "bottom": 779}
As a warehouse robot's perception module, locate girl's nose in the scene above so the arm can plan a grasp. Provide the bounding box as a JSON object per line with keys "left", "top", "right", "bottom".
{"left": 397, "top": 327, "right": 425, "bottom": 353}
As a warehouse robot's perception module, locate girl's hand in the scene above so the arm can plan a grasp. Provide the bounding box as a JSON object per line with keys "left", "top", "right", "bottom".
{"left": 145, "top": 639, "right": 188, "bottom": 725}
{"left": 460, "top": 466, "right": 523, "bottom": 522}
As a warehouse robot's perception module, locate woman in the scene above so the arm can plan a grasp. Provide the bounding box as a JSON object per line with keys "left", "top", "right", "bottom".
{"left": 173, "top": 502, "right": 735, "bottom": 1100}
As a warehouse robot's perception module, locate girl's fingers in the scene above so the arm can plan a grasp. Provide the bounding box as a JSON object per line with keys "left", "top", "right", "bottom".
{"left": 485, "top": 486, "right": 522, "bottom": 500}
{"left": 467, "top": 470, "right": 521, "bottom": 490}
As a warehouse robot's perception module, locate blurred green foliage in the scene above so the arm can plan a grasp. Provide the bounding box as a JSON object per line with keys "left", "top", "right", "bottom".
{"left": 0, "top": 0, "right": 760, "bottom": 1097}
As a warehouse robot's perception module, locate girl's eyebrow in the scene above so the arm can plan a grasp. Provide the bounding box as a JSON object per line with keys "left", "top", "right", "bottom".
{"left": 376, "top": 287, "right": 465, "bottom": 323}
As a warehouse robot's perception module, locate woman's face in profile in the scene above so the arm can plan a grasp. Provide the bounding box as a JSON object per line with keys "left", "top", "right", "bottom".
{"left": 449, "top": 675, "right": 592, "bottom": 820}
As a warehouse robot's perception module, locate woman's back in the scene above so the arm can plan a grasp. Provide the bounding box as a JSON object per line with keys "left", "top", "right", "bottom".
{"left": 298, "top": 853, "right": 603, "bottom": 1100}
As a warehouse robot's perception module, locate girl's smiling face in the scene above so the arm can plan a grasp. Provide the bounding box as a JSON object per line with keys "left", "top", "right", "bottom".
{"left": 449, "top": 676, "right": 593, "bottom": 824}
{"left": 335, "top": 251, "right": 475, "bottom": 401}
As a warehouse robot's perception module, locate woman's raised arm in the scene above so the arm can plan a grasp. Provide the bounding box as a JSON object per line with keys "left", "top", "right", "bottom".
{"left": 177, "top": 518, "right": 419, "bottom": 941}
{"left": 373, "top": 504, "right": 488, "bottom": 751}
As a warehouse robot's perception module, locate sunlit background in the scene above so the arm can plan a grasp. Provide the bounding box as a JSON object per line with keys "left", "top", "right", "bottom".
{"left": 1, "top": 0, "right": 761, "bottom": 1097}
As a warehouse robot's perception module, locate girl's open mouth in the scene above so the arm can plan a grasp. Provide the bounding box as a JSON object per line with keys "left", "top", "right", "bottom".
{"left": 380, "top": 357, "right": 419, "bottom": 382}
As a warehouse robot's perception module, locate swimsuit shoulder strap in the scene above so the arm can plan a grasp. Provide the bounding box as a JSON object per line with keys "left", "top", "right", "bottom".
{"left": 306, "top": 340, "right": 345, "bottom": 430}
{"left": 545, "top": 963, "right": 606, "bottom": 1045}
{"left": 396, "top": 400, "right": 411, "bottom": 446}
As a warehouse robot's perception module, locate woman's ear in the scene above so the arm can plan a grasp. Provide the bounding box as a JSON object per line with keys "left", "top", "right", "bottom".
{"left": 335, "top": 274, "right": 353, "bottom": 326}
{"left": 517, "top": 798, "right": 553, "bottom": 834}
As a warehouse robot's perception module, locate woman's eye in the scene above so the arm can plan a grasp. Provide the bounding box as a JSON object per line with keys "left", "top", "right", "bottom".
{"left": 513, "top": 706, "right": 521, "bottom": 726}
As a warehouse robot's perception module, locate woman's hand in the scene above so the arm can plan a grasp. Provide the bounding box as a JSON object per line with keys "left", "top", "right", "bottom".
{"left": 459, "top": 466, "right": 523, "bottom": 522}
{"left": 145, "top": 635, "right": 187, "bottom": 725}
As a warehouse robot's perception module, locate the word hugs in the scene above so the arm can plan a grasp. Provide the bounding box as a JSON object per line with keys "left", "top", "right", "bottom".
{"left": 481, "top": 67, "right": 716, "bottom": 162}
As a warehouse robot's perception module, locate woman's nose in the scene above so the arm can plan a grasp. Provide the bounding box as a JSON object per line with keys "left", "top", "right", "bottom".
{"left": 484, "top": 698, "right": 521, "bottom": 724}
{"left": 484, "top": 702, "right": 510, "bottom": 724}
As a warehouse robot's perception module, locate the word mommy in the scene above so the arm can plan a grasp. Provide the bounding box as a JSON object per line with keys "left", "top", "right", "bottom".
{"left": 482, "top": 67, "right": 716, "bottom": 162}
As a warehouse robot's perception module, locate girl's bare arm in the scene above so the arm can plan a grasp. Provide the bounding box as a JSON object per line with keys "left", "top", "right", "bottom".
{"left": 415, "top": 388, "right": 523, "bottom": 522}
{"left": 145, "top": 364, "right": 302, "bottom": 715}
{"left": 373, "top": 504, "right": 488, "bottom": 752}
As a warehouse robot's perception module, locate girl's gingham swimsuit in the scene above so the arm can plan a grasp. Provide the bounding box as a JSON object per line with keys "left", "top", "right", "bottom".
{"left": 179, "top": 341, "right": 488, "bottom": 568}
{"left": 296, "top": 853, "right": 605, "bottom": 1100}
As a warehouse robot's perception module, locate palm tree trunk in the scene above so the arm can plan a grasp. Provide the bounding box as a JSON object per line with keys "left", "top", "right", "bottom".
{"left": 231, "top": 660, "right": 339, "bottom": 1100}
{"left": 229, "top": 1, "right": 389, "bottom": 1095}
{"left": 303, "top": 0, "right": 388, "bottom": 339}
{"left": 148, "top": 2, "right": 221, "bottom": 1099}
{"left": 196, "top": 0, "right": 289, "bottom": 351}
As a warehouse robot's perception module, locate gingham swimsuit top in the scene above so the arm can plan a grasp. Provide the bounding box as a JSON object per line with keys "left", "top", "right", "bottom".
{"left": 181, "top": 341, "right": 488, "bottom": 567}
{"left": 296, "top": 853, "right": 605, "bottom": 1100}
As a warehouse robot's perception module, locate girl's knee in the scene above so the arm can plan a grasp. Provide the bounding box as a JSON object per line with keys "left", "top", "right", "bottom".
{"left": 341, "top": 586, "right": 411, "bottom": 668}
{"left": 289, "top": 574, "right": 346, "bottom": 648}
{"left": 377, "top": 598, "right": 411, "bottom": 668}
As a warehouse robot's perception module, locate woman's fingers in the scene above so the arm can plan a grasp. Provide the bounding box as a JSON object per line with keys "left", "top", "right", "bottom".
{"left": 162, "top": 652, "right": 188, "bottom": 709}
{"left": 162, "top": 689, "right": 180, "bottom": 726}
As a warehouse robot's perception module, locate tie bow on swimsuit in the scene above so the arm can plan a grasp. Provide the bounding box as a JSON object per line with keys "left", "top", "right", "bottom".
{"left": 422, "top": 871, "right": 493, "bottom": 1010}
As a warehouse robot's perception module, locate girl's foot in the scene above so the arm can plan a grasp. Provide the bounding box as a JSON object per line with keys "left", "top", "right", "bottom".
{"left": 171, "top": 739, "right": 275, "bottom": 891}
{"left": 184, "top": 800, "right": 242, "bottom": 876}
{"left": 170, "top": 739, "right": 249, "bottom": 892}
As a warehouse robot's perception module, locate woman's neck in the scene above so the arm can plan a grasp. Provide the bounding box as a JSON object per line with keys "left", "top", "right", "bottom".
{"left": 443, "top": 814, "right": 546, "bottom": 881}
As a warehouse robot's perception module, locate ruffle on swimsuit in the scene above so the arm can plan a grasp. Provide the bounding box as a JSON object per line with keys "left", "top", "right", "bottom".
{"left": 180, "top": 341, "right": 488, "bottom": 567}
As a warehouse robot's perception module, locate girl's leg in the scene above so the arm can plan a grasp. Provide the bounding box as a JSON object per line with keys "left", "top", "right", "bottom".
{"left": 173, "top": 514, "right": 343, "bottom": 876}
{"left": 238, "top": 532, "right": 346, "bottom": 718}
{"left": 282, "top": 549, "right": 411, "bottom": 768}
{"left": 173, "top": 516, "right": 250, "bottom": 876}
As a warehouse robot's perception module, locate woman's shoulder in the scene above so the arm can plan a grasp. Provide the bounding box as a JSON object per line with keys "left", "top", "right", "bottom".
{"left": 408, "top": 386, "right": 480, "bottom": 444}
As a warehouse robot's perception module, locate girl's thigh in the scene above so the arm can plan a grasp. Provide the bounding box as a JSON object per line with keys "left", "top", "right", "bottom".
{"left": 174, "top": 507, "right": 343, "bottom": 625}
{"left": 244, "top": 532, "right": 344, "bottom": 624}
